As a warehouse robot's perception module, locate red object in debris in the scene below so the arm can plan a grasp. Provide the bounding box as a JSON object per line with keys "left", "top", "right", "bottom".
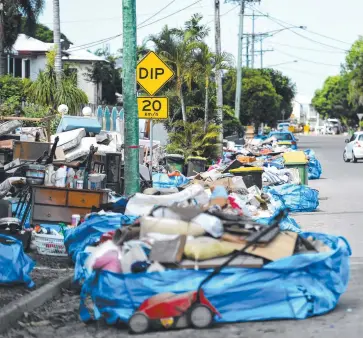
{"left": 128, "top": 290, "right": 220, "bottom": 334}
{"left": 99, "top": 231, "right": 116, "bottom": 244}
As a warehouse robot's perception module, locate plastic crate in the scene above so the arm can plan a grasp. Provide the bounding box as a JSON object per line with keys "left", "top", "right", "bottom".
{"left": 33, "top": 233, "right": 67, "bottom": 257}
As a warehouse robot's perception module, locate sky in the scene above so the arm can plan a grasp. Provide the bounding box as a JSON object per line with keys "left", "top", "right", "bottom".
{"left": 38, "top": 0, "right": 362, "bottom": 103}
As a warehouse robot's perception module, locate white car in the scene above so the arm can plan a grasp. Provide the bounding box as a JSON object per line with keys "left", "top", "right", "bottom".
{"left": 343, "top": 132, "right": 363, "bottom": 162}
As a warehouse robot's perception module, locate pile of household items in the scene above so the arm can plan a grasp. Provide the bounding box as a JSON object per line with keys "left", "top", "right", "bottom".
{"left": 0, "top": 119, "right": 349, "bottom": 334}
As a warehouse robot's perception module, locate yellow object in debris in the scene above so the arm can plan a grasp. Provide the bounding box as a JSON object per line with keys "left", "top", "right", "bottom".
{"left": 230, "top": 167, "right": 264, "bottom": 173}
{"left": 288, "top": 126, "right": 295, "bottom": 133}
{"left": 283, "top": 151, "right": 307, "bottom": 164}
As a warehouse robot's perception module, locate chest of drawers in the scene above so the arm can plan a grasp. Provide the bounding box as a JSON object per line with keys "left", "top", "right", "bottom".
{"left": 31, "top": 186, "right": 108, "bottom": 225}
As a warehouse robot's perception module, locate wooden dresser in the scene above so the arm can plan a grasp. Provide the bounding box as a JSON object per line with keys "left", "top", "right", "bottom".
{"left": 31, "top": 186, "right": 108, "bottom": 225}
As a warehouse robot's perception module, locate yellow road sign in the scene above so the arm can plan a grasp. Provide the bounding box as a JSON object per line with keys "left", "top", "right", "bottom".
{"left": 138, "top": 96, "right": 169, "bottom": 120}
{"left": 137, "top": 51, "right": 174, "bottom": 96}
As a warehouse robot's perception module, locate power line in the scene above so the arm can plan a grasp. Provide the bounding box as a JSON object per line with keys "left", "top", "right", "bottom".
{"left": 274, "top": 48, "right": 342, "bottom": 67}
{"left": 268, "top": 41, "right": 346, "bottom": 54}
{"left": 68, "top": 0, "right": 202, "bottom": 52}
{"left": 272, "top": 65, "right": 331, "bottom": 78}
{"left": 246, "top": 4, "right": 349, "bottom": 52}
{"left": 206, "top": 4, "right": 239, "bottom": 24}
{"left": 137, "top": 0, "right": 177, "bottom": 26}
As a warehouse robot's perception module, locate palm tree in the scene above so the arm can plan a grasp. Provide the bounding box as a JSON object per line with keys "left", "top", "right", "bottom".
{"left": 193, "top": 43, "right": 233, "bottom": 131}
{"left": 166, "top": 120, "right": 221, "bottom": 159}
{"left": 0, "top": 0, "right": 45, "bottom": 75}
{"left": 26, "top": 49, "right": 88, "bottom": 114}
{"left": 149, "top": 26, "right": 200, "bottom": 123}
{"left": 53, "top": 0, "right": 62, "bottom": 83}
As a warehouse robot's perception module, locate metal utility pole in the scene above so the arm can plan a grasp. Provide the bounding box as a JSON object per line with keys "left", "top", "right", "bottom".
{"left": 234, "top": 1, "right": 245, "bottom": 120}
{"left": 0, "top": 1, "right": 5, "bottom": 76}
{"left": 53, "top": 0, "right": 62, "bottom": 83}
{"left": 246, "top": 35, "right": 250, "bottom": 68}
{"left": 255, "top": 47, "right": 274, "bottom": 68}
{"left": 260, "top": 38, "right": 263, "bottom": 68}
{"left": 214, "top": 0, "right": 224, "bottom": 156}
{"left": 251, "top": 11, "right": 255, "bottom": 68}
{"left": 122, "top": 0, "right": 140, "bottom": 195}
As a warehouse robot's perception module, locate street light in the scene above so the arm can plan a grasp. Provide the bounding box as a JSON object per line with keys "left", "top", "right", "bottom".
{"left": 263, "top": 26, "right": 307, "bottom": 37}
{"left": 266, "top": 60, "right": 298, "bottom": 68}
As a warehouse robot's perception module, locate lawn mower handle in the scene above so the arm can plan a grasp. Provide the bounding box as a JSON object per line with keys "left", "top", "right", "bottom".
{"left": 197, "top": 209, "right": 288, "bottom": 295}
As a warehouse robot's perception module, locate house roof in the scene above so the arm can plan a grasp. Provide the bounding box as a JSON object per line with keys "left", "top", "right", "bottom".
{"left": 12, "top": 34, "right": 52, "bottom": 53}
{"left": 62, "top": 49, "right": 106, "bottom": 62}
{"left": 12, "top": 34, "right": 106, "bottom": 63}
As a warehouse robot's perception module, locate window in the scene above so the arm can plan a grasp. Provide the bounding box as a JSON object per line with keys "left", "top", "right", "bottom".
{"left": 14, "top": 58, "right": 22, "bottom": 77}
{"left": 358, "top": 135, "right": 363, "bottom": 141}
{"left": 271, "top": 133, "right": 293, "bottom": 141}
{"left": 350, "top": 134, "right": 357, "bottom": 142}
{"left": 25, "top": 60, "right": 30, "bottom": 79}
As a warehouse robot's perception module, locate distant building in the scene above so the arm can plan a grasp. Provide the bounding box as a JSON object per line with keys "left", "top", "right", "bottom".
{"left": 6, "top": 34, "right": 106, "bottom": 105}
{"left": 292, "top": 95, "right": 321, "bottom": 128}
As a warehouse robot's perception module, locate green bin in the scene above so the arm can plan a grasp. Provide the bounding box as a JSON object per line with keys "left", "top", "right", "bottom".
{"left": 165, "top": 154, "right": 185, "bottom": 173}
{"left": 284, "top": 162, "right": 308, "bottom": 185}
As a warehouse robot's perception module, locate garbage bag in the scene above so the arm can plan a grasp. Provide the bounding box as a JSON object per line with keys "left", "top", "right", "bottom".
{"left": 267, "top": 184, "right": 319, "bottom": 212}
{"left": 0, "top": 234, "right": 35, "bottom": 288}
{"left": 152, "top": 173, "right": 189, "bottom": 189}
{"left": 304, "top": 149, "right": 322, "bottom": 180}
{"left": 79, "top": 232, "right": 351, "bottom": 324}
{"left": 64, "top": 212, "right": 138, "bottom": 262}
{"left": 256, "top": 211, "right": 301, "bottom": 233}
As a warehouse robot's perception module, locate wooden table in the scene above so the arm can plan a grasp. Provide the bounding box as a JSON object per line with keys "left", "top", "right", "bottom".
{"left": 31, "top": 185, "right": 108, "bottom": 225}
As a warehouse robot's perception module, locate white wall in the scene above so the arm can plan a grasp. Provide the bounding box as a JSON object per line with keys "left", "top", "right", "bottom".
{"left": 64, "top": 62, "right": 101, "bottom": 105}
{"left": 29, "top": 55, "right": 46, "bottom": 81}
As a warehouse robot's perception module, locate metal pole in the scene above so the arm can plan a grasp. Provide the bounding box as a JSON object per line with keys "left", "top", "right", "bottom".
{"left": 234, "top": 0, "right": 245, "bottom": 120}
{"left": 246, "top": 36, "right": 250, "bottom": 68}
{"left": 260, "top": 39, "right": 263, "bottom": 68}
{"left": 122, "top": 0, "right": 140, "bottom": 195}
{"left": 0, "top": 1, "right": 5, "bottom": 76}
{"left": 251, "top": 10, "right": 255, "bottom": 69}
{"left": 215, "top": 0, "right": 224, "bottom": 157}
{"left": 149, "top": 120, "right": 153, "bottom": 176}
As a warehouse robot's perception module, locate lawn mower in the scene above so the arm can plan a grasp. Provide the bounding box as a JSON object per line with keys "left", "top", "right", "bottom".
{"left": 128, "top": 210, "right": 287, "bottom": 334}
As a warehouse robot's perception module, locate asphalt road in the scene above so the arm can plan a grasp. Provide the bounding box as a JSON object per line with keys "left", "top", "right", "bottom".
{"left": 3, "top": 135, "right": 363, "bottom": 338}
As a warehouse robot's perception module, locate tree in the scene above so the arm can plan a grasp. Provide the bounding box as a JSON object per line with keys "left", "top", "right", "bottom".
{"left": 166, "top": 120, "right": 221, "bottom": 160}
{"left": 85, "top": 48, "right": 122, "bottom": 105}
{"left": 223, "top": 68, "right": 282, "bottom": 128}
{"left": 20, "top": 19, "right": 72, "bottom": 49}
{"left": 312, "top": 74, "right": 353, "bottom": 121}
{"left": 0, "top": 0, "right": 45, "bottom": 75}
{"left": 53, "top": 0, "right": 62, "bottom": 83}
{"left": 26, "top": 49, "right": 88, "bottom": 114}
{"left": 261, "top": 68, "right": 296, "bottom": 118}
{"left": 193, "top": 42, "right": 232, "bottom": 131}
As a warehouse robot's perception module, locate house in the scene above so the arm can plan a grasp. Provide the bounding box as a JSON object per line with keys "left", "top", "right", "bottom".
{"left": 292, "top": 95, "right": 321, "bottom": 128}
{"left": 6, "top": 34, "right": 106, "bottom": 105}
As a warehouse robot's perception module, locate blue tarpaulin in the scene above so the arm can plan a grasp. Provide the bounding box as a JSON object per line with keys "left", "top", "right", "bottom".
{"left": 79, "top": 232, "right": 351, "bottom": 324}
{"left": 266, "top": 184, "right": 319, "bottom": 213}
{"left": 152, "top": 173, "right": 190, "bottom": 189}
{"left": 305, "top": 149, "right": 322, "bottom": 180}
{"left": 64, "top": 212, "right": 138, "bottom": 263}
{"left": 0, "top": 234, "right": 35, "bottom": 288}
{"left": 256, "top": 211, "right": 302, "bottom": 233}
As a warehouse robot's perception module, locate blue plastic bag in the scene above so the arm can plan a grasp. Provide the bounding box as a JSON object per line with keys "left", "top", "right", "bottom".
{"left": 79, "top": 232, "right": 351, "bottom": 324}
{"left": 64, "top": 212, "right": 138, "bottom": 262}
{"left": 256, "top": 211, "right": 301, "bottom": 233}
{"left": 304, "top": 149, "right": 322, "bottom": 180}
{"left": 267, "top": 184, "right": 319, "bottom": 212}
{"left": 152, "top": 173, "right": 190, "bottom": 189}
{"left": 0, "top": 234, "right": 35, "bottom": 288}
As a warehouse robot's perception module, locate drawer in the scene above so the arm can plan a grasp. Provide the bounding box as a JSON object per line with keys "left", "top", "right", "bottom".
{"left": 68, "top": 191, "right": 101, "bottom": 208}
{"left": 32, "top": 205, "right": 91, "bottom": 224}
{"left": 34, "top": 188, "right": 67, "bottom": 206}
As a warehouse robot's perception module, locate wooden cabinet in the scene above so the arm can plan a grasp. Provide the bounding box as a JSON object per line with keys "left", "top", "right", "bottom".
{"left": 31, "top": 186, "right": 108, "bottom": 225}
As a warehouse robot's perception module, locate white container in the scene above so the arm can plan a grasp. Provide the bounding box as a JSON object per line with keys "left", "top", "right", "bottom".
{"left": 71, "top": 214, "right": 81, "bottom": 227}
{"left": 76, "top": 180, "right": 83, "bottom": 190}
{"left": 44, "top": 164, "right": 56, "bottom": 187}
{"left": 55, "top": 166, "right": 67, "bottom": 188}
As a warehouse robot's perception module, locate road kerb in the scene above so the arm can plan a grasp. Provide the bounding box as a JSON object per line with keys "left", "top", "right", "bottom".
{"left": 0, "top": 273, "right": 73, "bottom": 333}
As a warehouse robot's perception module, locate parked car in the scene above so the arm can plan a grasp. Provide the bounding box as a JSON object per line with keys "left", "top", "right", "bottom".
{"left": 343, "top": 132, "right": 363, "bottom": 162}
{"left": 268, "top": 131, "right": 298, "bottom": 150}
{"left": 277, "top": 122, "right": 290, "bottom": 131}
{"left": 324, "top": 119, "right": 343, "bottom": 135}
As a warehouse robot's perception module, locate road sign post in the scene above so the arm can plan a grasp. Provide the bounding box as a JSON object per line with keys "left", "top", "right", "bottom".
{"left": 136, "top": 51, "right": 174, "bottom": 177}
